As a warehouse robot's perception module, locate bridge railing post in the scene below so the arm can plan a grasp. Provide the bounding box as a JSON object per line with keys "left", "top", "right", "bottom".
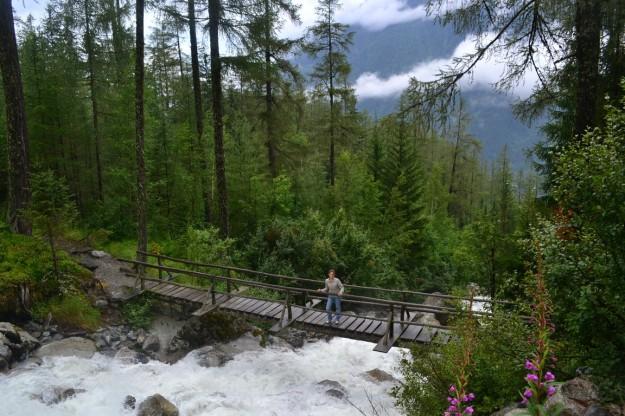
{"left": 400, "top": 293, "right": 406, "bottom": 321}
{"left": 286, "top": 290, "right": 292, "bottom": 320}
{"left": 210, "top": 277, "right": 216, "bottom": 304}
{"left": 389, "top": 304, "right": 395, "bottom": 338}
{"left": 226, "top": 269, "right": 232, "bottom": 295}
{"left": 157, "top": 254, "right": 163, "bottom": 280}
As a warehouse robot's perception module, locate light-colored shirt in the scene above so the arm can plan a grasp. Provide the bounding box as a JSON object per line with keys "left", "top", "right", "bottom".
{"left": 322, "top": 277, "right": 344, "bottom": 296}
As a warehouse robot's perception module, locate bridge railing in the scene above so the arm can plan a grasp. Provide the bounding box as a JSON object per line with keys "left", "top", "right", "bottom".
{"left": 123, "top": 253, "right": 522, "bottom": 325}
{"left": 135, "top": 250, "right": 516, "bottom": 308}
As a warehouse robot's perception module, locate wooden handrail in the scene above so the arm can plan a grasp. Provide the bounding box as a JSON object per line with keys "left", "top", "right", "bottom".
{"left": 136, "top": 250, "right": 515, "bottom": 305}
{"left": 120, "top": 258, "right": 507, "bottom": 318}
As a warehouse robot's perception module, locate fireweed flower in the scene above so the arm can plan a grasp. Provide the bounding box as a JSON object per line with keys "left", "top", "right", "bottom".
{"left": 442, "top": 290, "right": 478, "bottom": 416}
{"left": 525, "top": 360, "right": 538, "bottom": 371}
{"left": 519, "top": 243, "right": 561, "bottom": 416}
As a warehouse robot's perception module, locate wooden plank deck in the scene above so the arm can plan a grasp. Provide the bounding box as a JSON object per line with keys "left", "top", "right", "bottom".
{"left": 143, "top": 280, "right": 448, "bottom": 351}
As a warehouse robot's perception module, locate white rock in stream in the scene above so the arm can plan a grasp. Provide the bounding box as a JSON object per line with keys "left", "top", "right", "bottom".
{"left": 0, "top": 337, "right": 404, "bottom": 415}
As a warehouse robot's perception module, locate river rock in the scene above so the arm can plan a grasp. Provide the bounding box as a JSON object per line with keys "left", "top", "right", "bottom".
{"left": 318, "top": 380, "right": 348, "bottom": 400}
{"left": 114, "top": 347, "right": 149, "bottom": 364}
{"left": 363, "top": 368, "right": 396, "bottom": 383}
{"left": 173, "top": 311, "right": 249, "bottom": 349}
{"left": 137, "top": 394, "right": 179, "bottom": 416}
{"left": 142, "top": 335, "right": 161, "bottom": 352}
{"left": 35, "top": 386, "right": 86, "bottom": 405}
{"left": 123, "top": 395, "right": 136, "bottom": 410}
{"left": 0, "top": 322, "right": 21, "bottom": 343}
{"left": 318, "top": 379, "right": 347, "bottom": 393}
{"left": 278, "top": 328, "right": 307, "bottom": 348}
{"left": 34, "top": 337, "right": 97, "bottom": 359}
{"left": 546, "top": 378, "right": 601, "bottom": 416}
{"left": 325, "top": 389, "right": 346, "bottom": 399}
{"left": 561, "top": 378, "right": 600, "bottom": 405}
{"left": 584, "top": 405, "right": 611, "bottom": 416}
{"left": 0, "top": 323, "right": 41, "bottom": 369}
{"left": 191, "top": 345, "right": 234, "bottom": 368}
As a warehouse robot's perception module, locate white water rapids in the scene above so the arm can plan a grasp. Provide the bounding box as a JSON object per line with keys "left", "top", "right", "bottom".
{"left": 1, "top": 338, "right": 405, "bottom": 416}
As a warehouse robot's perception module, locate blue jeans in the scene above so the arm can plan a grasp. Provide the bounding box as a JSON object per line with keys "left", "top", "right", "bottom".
{"left": 326, "top": 295, "right": 341, "bottom": 322}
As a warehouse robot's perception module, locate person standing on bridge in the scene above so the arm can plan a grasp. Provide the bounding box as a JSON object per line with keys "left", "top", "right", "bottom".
{"left": 318, "top": 269, "right": 344, "bottom": 325}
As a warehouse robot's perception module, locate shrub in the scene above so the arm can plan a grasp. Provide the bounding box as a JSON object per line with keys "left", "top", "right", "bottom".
{"left": 33, "top": 293, "right": 101, "bottom": 331}
{"left": 122, "top": 296, "right": 153, "bottom": 329}
{"left": 394, "top": 310, "right": 530, "bottom": 416}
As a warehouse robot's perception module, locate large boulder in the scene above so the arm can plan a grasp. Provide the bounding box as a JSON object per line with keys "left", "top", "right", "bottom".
{"left": 546, "top": 378, "right": 601, "bottom": 416}
{"left": 173, "top": 311, "right": 249, "bottom": 349}
{"left": 362, "top": 368, "right": 397, "bottom": 383}
{"left": 34, "top": 337, "right": 97, "bottom": 359}
{"left": 0, "top": 323, "right": 41, "bottom": 369}
{"left": 190, "top": 345, "right": 234, "bottom": 368}
{"left": 137, "top": 394, "right": 179, "bottom": 416}
{"left": 561, "top": 378, "right": 600, "bottom": 406}
{"left": 278, "top": 328, "right": 307, "bottom": 349}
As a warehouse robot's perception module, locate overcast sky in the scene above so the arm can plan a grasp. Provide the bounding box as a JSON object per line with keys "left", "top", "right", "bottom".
{"left": 14, "top": 0, "right": 535, "bottom": 100}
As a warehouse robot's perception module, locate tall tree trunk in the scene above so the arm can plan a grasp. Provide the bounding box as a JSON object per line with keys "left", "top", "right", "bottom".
{"left": 135, "top": 0, "right": 148, "bottom": 264}
{"left": 189, "top": 0, "right": 212, "bottom": 225}
{"left": 264, "top": 0, "right": 278, "bottom": 178}
{"left": 111, "top": 0, "right": 124, "bottom": 83}
{"left": 208, "top": 0, "right": 229, "bottom": 236}
{"left": 84, "top": 0, "right": 104, "bottom": 201}
{"left": 0, "top": 0, "right": 31, "bottom": 235}
{"left": 327, "top": 11, "right": 335, "bottom": 186}
{"left": 574, "top": 0, "right": 602, "bottom": 136}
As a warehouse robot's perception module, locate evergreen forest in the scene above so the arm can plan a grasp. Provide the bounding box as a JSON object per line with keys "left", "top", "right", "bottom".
{"left": 1, "top": 0, "right": 625, "bottom": 414}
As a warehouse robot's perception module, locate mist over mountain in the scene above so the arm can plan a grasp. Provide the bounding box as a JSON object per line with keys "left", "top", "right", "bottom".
{"left": 296, "top": 13, "right": 543, "bottom": 170}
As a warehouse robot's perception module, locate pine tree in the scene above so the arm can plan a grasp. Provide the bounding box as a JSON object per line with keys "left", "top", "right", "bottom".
{"left": 380, "top": 111, "right": 427, "bottom": 275}
{"left": 305, "top": 0, "right": 353, "bottom": 186}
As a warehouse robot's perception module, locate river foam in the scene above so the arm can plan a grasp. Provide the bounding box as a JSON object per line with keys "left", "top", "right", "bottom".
{"left": 1, "top": 337, "right": 404, "bottom": 415}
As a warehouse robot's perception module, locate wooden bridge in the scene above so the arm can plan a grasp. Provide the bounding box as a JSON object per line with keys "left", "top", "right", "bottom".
{"left": 120, "top": 251, "right": 511, "bottom": 353}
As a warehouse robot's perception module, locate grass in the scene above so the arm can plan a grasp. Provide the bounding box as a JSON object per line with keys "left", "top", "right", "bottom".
{"left": 33, "top": 293, "right": 101, "bottom": 331}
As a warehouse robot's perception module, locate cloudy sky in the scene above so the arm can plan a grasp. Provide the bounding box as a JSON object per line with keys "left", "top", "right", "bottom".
{"left": 13, "top": 0, "right": 536, "bottom": 100}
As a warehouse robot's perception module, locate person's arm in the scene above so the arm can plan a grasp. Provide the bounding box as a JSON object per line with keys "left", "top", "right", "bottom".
{"left": 338, "top": 279, "right": 344, "bottom": 296}
{"left": 318, "top": 279, "right": 328, "bottom": 293}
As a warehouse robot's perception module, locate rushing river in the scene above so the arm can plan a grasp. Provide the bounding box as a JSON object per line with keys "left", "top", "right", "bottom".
{"left": 1, "top": 337, "right": 404, "bottom": 416}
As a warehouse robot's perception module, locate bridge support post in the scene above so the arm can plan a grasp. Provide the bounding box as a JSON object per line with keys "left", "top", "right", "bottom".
{"left": 389, "top": 304, "right": 394, "bottom": 338}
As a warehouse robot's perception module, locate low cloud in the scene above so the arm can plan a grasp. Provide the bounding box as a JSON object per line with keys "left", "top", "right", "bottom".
{"left": 282, "top": 0, "right": 431, "bottom": 38}
{"left": 354, "top": 35, "right": 538, "bottom": 100}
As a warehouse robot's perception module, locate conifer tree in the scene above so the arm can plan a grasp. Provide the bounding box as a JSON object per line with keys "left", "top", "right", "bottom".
{"left": 305, "top": 0, "right": 353, "bottom": 186}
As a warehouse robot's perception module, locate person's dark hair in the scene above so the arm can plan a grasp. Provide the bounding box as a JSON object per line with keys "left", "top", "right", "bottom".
{"left": 328, "top": 268, "right": 335, "bottom": 274}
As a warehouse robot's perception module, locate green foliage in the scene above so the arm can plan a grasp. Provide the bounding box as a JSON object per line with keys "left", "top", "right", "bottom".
{"left": 533, "top": 94, "right": 625, "bottom": 399}
{"left": 245, "top": 210, "right": 404, "bottom": 288}
{"left": 394, "top": 311, "right": 530, "bottom": 416}
{"left": 122, "top": 296, "right": 153, "bottom": 329}
{"left": 179, "top": 226, "right": 239, "bottom": 265}
{"left": 32, "top": 293, "right": 101, "bottom": 331}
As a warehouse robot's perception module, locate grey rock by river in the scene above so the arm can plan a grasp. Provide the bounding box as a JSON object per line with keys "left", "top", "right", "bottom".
{"left": 137, "top": 394, "right": 179, "bottom": 416}
{"left": 34, "top": 336, "right": 97, "bottom": 359}
{"left": 0, "top": 322, "right": 40, "bottom": 370}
